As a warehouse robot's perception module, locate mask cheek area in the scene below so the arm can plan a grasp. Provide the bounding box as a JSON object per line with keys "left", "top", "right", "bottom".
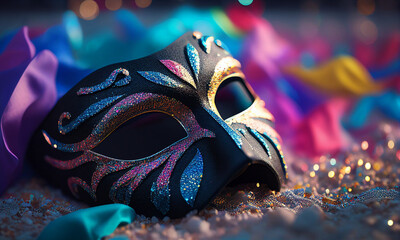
{"left": 92, "top": 112, "right": 188, "bottom": 160}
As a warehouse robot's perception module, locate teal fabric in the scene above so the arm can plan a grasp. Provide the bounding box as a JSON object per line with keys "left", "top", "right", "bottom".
{"left": 38, "top": 204, "right": 135, "bottom": 240}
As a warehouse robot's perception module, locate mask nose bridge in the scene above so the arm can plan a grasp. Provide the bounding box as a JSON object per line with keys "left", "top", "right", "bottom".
{"left": 201, "top": 102, "right": 275, "bottom": 162}
{"left": 202, "top": 105, "right": 266, "bottom": 162}
{"left": 202, "top": 106, "right": 244, "bottom": 150}
{"left": 201, "top": 105, "right": 283, "bottom": 190}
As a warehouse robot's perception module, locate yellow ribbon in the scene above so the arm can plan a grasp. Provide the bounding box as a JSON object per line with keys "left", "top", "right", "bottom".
{"left": 284, "top": 56, "right": 383, "bottom": 96}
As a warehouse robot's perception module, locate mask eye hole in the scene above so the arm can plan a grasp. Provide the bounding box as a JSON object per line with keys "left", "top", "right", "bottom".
{"left": 93, "top": 112, "right": 187, "bottom": 160}
{"left": 215, "top": 77, "right": 255, "bottom": 120}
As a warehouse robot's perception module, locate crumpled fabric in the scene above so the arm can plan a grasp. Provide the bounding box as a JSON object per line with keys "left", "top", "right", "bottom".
{"left": 354, "top": 31, "right": 400, "bottom": 70}
{"left": 0, "top": 27, "right": 57, "bottom": 194}
{"left": 38, "top": 204, "right": 136, "bottom": 240}
{"left": 283, "top": 56, "right": 383, "bottom": 96}
{"left": 31, "top": 19, "right": 91, "bottom": 97}
{"left": 290, "top": 98, "right": 353, "bottom": 159}
{"left": 235, "top": 11, "right": 347, "bottom": 157}
{"left": 345, "top": 91, "right": 400, "bottom": 129}
{"left": 232, "top": 9, "right": 399, "bottom": 158}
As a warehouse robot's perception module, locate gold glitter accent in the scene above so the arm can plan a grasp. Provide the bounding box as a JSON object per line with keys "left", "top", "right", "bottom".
{"left": 225, "top": 98, "right": 275, "bottom": 124}
{"left": 208, "top": 57, "right": 243, "bottom": 116}
{"left": 192, "top": 31, "right": 202, "bottom": 39}
{"left": 322, "top": 196, "right": 341, "bottom": 205}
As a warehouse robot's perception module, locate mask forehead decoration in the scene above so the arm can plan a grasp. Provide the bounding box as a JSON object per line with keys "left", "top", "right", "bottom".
{"left": 27, "top": 32, "right": 287, "bottom": 218}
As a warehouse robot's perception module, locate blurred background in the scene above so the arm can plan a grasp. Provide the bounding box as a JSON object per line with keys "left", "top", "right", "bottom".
{"left": 1, "top": 0, "right": 399, "bottom": 41}
{"left": 1, "top": 2, "right": 400, "bottom": 239}
{"left": 0, "top": 0, "right": 400, "bottom": 170}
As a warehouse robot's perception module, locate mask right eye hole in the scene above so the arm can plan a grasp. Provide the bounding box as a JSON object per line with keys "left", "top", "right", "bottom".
{"left": 92, "top": 112, "right": 187, "bottom": 160}
{"left": 215, "top": 77, "right": 255, "bottom": 120}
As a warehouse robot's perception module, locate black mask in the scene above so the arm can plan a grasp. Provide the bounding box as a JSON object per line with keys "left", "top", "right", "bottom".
{"left": 27, "top": 32, "right": 287, "bottom": 218}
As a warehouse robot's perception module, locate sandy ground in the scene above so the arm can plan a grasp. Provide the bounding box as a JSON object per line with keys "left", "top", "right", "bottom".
{"left": 1, "top": 134, "right": 399, "bottom": 240}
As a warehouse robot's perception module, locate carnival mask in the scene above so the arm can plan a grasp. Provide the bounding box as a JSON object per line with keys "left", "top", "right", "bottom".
{"left": 27, "top": 32, "right": 287, "bottom": 218}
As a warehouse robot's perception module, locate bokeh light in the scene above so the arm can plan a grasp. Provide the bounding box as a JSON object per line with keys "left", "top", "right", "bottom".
{"left": 372, "top": 162, "right": 382, "bottom": 171}
{"left": 135, "top": 0, "right": 152, "bottom": 8}
{"left": 365, "top": 162, "right": 371, "bottom": 170}
{"left": 361, "top": 141, "right": 369, "bottom": 150}
{"left": 105, "top": 0, "right": 123, "bottom": 11}
{"left": 79, "top": 0, "right": 99, "bottom": 20}
{"left": 354, "top": 18, "right": 378, "bottom": 45}
{"left": 388, "top": 219, "right": 394, "bottom": 226}
{"left": 330, "top": 158, "right": 336, "bottom": 166}
{"left": 358, "top": 159, "right": 364, "bottom": 166}
{"left": 313, "top": 164, "right": 319, "bottom": 171}
{"left": 238, "top": 0, "right": 254, "bottom": 6}
{"left": 357, "top": 0, "right": 375, "bottom": 16}
{"left": 388, "top": 140, "right": 395, "bottom": 149}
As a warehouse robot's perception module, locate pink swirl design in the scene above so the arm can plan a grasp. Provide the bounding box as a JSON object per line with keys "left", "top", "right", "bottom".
{"left": 43, "top": 93, "right": 215, "bottom": 214}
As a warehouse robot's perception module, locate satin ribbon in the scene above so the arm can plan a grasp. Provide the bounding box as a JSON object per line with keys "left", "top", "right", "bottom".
{"left": 38, "top": 204, "right": 136, "bottom": 240}
{"left": 0, "top": 27, "right": 57, "bottom": 194}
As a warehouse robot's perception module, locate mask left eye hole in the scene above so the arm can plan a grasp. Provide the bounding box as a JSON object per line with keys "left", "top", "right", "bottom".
{"left": 215, "top": 77, "right": 255, "bottom": 120}
{"left": 92, "top": 112, "right": 187, "bottom": 160}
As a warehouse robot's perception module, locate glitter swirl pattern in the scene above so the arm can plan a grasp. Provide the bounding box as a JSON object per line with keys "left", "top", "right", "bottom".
{"left": 192, "top": 31, "right": 202, "bottom": 39}
{"left": 58, "top": 95, "right": 123, "bottom": 135}
{"left": 186, "top": 43, "right": 200, "bottom": 80}
{"left": 77, "top": 68, "right": 130, "bottom": 95}
{"left": 138, "top": 71, "right": 185, "bottom": 89}
{"left": 44, "top": 93, "right": 216, "bottom": 215}
{"left": 180, "top": 149, "right": 203, "bottom": 207}
{"left": 43, "top": 93, "right": 198, "bottom": 152}
{"left": 160, "top": 60, "right": 196, "bottom": 88}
